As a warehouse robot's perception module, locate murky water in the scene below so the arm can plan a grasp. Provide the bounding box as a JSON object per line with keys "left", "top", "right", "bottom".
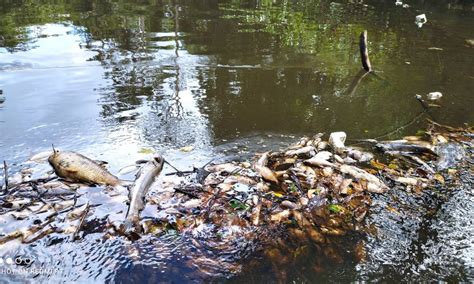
{"left": 0, "top": 0, "right": 473, "bottom": 282}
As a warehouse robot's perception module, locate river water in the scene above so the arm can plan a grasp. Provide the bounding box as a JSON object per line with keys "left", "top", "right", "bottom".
{"left": 0, "top": 0, "right": 473, "bottom": 282}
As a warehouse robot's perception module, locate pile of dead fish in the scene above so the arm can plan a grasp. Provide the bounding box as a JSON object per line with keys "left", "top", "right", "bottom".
{"left": 0, "top": 121, "right": 471, "bottom": 271}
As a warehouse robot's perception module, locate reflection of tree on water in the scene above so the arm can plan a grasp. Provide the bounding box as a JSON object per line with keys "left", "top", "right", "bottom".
{"left": 1, "top": 0, "right": 472, "bottom": 141}
{"left": 165, "top": 3, "right": 184, "bottom": 119}
{"left": 85, "top": 1, "right": 212, "bottom": 148}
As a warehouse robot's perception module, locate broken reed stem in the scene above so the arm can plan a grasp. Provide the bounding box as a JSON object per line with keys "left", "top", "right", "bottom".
{"left": 3, "top": 161, "right": 8, "bottom": 191}
{"left": 359, "top": 30, "right": 372, "bottom": 72}
{"left": 72, "top": 202, "right": 90, "bottom": 241}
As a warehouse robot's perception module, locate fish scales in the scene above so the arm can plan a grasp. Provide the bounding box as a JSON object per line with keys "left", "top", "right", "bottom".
{"left": 48, "top": 151, "right": 120, "bottom": 186}
{"left": 125, "top": 156, "right": 164, "bottom": 231}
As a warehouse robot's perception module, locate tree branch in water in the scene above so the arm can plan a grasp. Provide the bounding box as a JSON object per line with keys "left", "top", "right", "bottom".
{"left": 359, "top": 30, "right": 372, "bottom": 72}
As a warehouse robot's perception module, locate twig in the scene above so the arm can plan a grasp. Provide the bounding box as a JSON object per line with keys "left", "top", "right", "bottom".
{"left": 72, "top": 202, "right": 90, "bottom": 241}
{"left": 374, "top": 110, "right": 427, "bottom": 140}
{"left": 165, "top": 159, "right": 214, "bottom": 181}
{"left": 289, "top": 171, "right": 304, "bottom": 194}
{"left": 166, "top": 170, "right": 194, "bottom": 176}
{"left": 401, "top": 153, "right": 435, "bottom": 174}
{"left": 164, "top": 160, "right": 183, "bottom": 174}
{"left": 5, "top": 176, "right": 58, "bottom": 193}
{"left": 174, "top": 186, "right": 200, "bottom": 198}
{"left": 204, "top": 187, "right": 222, "bottom": 222}
{"left": 427, "top": 118, "right": 470, "bottom": 132}
{"left": 30, "top": 182, "right": 49, "bottom": 205}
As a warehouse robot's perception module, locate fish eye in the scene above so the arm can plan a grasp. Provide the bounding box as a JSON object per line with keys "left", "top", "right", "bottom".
{"left": 154, "top": 156, "right": 163, "bottom": 163}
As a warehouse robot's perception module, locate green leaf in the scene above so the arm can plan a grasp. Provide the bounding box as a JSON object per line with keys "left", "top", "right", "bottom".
{"left": 229, "top": 199, "right": 250, "bottom": 211}
{"left": 328, "top": 204, "right": 344, "bottom": 214}
{"left": 288, "top": 183, "right": 297, "bottom": 192}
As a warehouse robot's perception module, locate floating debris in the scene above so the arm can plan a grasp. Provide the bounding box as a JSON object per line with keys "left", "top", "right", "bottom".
{"left": 415, "top": 14, "right": 427, "bottom": 28}
{"left": 179, "top": 146, "right": 194, "bottom": 153}
{"left": 465, "top": 39, "right": 474, "bottom": 47}
{"left": 427, "top": 91, "right": 443, "bottom": 100}
{"left": 0, "top": 122, "right": 472, "bottom": 280}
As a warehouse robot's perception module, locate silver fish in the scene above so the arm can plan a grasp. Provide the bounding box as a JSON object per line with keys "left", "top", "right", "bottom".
{"left": 123, "top": 155, "right": 164, "bottom": 235}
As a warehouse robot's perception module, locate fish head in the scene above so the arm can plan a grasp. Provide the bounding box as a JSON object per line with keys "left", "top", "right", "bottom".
{"left": 47, "top": 146, "right": 60, "bottom": 166}
{"left": 153, "top": 155, "right": 165, "bottom": 168}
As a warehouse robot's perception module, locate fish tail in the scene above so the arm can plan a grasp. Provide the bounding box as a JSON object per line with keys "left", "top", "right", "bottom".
{"left": 118, "top": 179, "right": 133, "bottom": 187}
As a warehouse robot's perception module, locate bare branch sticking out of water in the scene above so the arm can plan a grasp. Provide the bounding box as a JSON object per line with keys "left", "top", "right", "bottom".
{"left": 360, "top": 30, "right": 372, "bottom": 72}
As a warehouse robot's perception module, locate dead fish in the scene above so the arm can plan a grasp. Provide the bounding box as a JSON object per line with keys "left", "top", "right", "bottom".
{"left": 182, "top": 199, "right": 202, "bottom": 209}
{"left": 217, "top": 183, "right": 233, "bottom": 193}
{"left": 314, "top": 151, "right": 332, "bottom": 161}
{"left": 251, "top": 202, "right": 262, "bottom": 226}
{"left": 255, "top": 152, "right": 270, "bottom": 168}
{"left": 285, "top": 146, "right": 316, "bottom": 157}
{"left": 304, "top": 157, "right": 335, "bottom": 168}
{"left": 206, "top": 163, "right": 241, "bottom": 173}
{"left": 376, "top": 142, "right": 437, "bottom": 156}
{"left": 395, "top": 176, "right": 419, "bottom": 186}
{"left": 223, "top": 175, "right": 257, "bottom": 185}
{"left": 316, "top": 141, "right": 328, "bottom": 151}
{"left": 333, "top": 154, "right": 344, "bottom": 164}
{"left": 123, "top": 155, "right": 164, "bottom": 235}
{"left": 339, "top": 164, "right": 388, "bottom": 193}
{"left": 270, "top": 209, "right": 290, "bottom": 222}
{"left": 48, "top": 148, "right": 121, "bottom": 186}
{"left": 254, "top": 152, "right": 278, "bottom": 183}
{"left": 256, "top": 166, "right": 278, "bottom": 183}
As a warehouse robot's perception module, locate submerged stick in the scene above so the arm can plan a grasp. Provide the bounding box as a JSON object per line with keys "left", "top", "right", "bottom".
{"left": 359, "top": 30, "right": 372, "bottom": 72}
